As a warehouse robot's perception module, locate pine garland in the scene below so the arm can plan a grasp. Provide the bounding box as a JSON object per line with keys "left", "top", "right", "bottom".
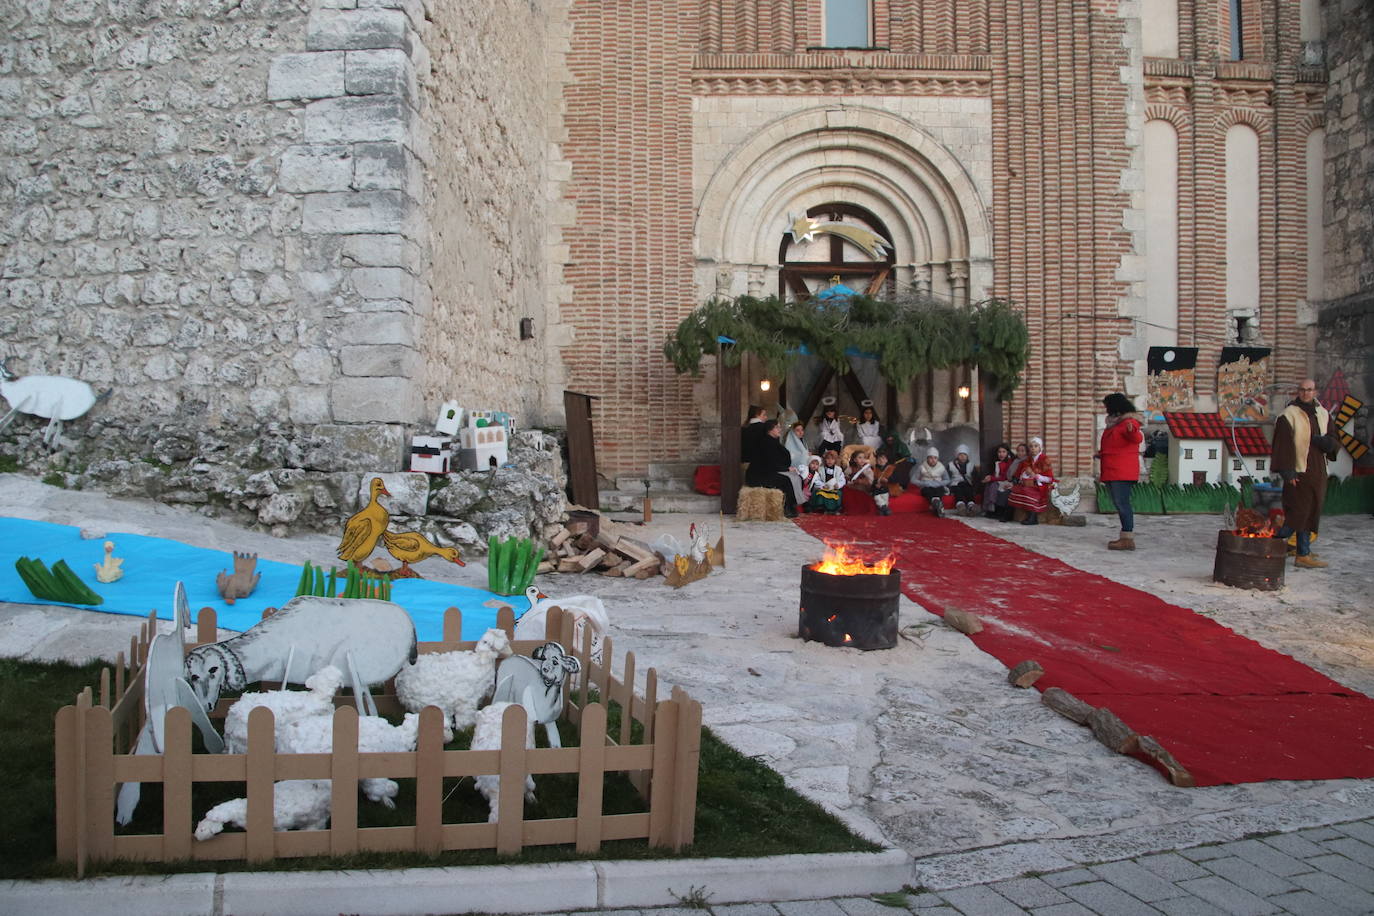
{"left": 663, "top": 292, "right": 1031, "bottom": 395}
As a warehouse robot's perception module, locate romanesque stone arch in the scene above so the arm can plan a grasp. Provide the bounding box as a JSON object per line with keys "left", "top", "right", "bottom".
{"left": 694, "top": 106, "right": 992, "bottom": 303}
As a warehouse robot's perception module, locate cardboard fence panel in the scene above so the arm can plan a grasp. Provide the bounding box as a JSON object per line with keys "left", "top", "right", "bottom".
{"left": 54, "top": 605, "right": 702, "bottom": 866}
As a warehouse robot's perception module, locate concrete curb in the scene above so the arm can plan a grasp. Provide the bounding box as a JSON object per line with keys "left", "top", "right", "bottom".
{"left": 0, "top": 849, "right": 912, "bottom": 916}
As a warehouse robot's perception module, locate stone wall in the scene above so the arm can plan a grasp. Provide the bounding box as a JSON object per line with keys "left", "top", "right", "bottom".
{"left": 416, "top": 0, "right": 571, "bottom": 424}
{"left": 1316, "top": 0, "right": 1374, "bottom": 448}
{"left": 0, "top": 0, "right": 574, "bottom": 525}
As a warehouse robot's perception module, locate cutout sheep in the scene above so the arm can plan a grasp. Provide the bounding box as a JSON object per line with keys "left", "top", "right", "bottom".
{"left": 183, "top": 596, "right": 417, "bottom": 719}
{"left": 193, "top": 710, "right": 424, "bottom": 839}
{"left": 222, "top": 666, "right": 344, "bottom": 755}
{"left": 472, "top": 700, "right": 537, "bottom": 822}
{"left": 278, "top": 712, "right": 423, "bottom": 809}
{"left": 394, "top": 628, "right": 512, "bottom": 736}
{"left": 195, "top": 780, "right": 332, "bottom": 840}
{"left": 491, "top": 641, "right": 581, "bottom": 749}
{"left": 0, "top": 358, "right": 103, "bottom": 448}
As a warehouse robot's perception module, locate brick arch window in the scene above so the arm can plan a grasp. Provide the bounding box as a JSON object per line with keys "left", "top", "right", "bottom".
{"left": 823, "top": 0, "right": 872, "bottom": 48}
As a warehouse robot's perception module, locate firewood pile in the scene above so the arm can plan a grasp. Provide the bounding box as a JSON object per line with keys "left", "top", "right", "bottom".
{"left": 537, "top": 515, "right": 664, "bottom": 580}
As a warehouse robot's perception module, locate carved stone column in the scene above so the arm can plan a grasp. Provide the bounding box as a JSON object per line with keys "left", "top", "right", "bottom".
{"left": 948, "top": 260, "right": 970, "bottom": 307}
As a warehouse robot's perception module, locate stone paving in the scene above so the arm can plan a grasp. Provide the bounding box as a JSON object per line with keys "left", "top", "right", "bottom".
{"left": 1, "top": 475, "right": 1372, "bottom": 914}
{"left": 560, "top": 819, "right": 1374, "bottom": 913}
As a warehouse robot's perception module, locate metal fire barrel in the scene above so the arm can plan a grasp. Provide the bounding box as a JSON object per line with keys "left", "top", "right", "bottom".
{"left": 1212, "top": 530, "right": 1286, "bottom": 591}
{"left": 798, "top": 565, "right": 901, "bottom": 650}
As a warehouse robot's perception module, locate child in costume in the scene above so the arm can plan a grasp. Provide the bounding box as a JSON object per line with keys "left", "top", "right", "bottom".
{"left": 806, "top": 450, "right": 847, "bottom": 515}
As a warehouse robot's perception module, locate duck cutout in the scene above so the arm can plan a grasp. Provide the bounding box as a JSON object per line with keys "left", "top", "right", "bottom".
{"left": 378, "top": 529, "right": 465, "bottom": 578}
{"left": 93, "top": 540, "right": 124, "bottom": 584}
{"left": 337, "top": 477, "right": 391, "bottom": 566}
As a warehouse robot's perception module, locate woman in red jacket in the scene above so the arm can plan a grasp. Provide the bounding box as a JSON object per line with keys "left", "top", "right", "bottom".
{"left": 1098, "top": 392, "right": 1144, "bottom": 550}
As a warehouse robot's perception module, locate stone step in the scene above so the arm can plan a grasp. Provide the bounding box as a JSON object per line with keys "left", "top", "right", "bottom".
{"left": 613, "top": 475, "right": 698, "bottom": 493}
{"left": 597, "top": 489, "right": 721, "bottom": 514}
{"left": 646, "top": 461, "right": 709, "bottom": 478}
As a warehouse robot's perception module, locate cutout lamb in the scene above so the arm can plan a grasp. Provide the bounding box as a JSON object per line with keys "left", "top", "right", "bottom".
{"left": 491, "top": 641, "right": 580, "bottom": 749}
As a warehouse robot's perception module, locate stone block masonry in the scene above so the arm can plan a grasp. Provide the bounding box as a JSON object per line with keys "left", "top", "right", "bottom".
{"left": 0, "top": 0, "right": 570, "bottom": 530}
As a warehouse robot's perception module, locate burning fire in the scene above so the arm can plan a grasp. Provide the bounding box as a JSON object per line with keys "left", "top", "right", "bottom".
{"left": 1229, "top": 507, "right": 1277, "bottom": 539}
{"left": 811, "top": 542, "right": 895, "bottom": 576}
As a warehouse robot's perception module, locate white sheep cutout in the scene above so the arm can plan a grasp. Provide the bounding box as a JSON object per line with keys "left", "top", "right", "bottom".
{"left": 194, "top": 780, "right": 333, "bottom": 840}
{"left": 0, "top": 358, "right": 102, "bottom": 448}
{"left": 471, "top": 700, "right": 536, "bottom": 823}
{"left": 183, "top": 595, "right": 417, "bottom": 719}
{"left": 491, "top": 641, "right": 581, "bottom": 750}
{"left": 221, "top": 666, "right": 345, "bottom": 755}
{"left": 394, "top": 628, "right": 512, "bottom": 736}
{"left": 277, "top": 711, "right": 423, "bottom": 809}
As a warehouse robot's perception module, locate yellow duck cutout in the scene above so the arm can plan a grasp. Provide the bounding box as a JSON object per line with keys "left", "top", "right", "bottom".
{"left": 379, "top": 529, "right": 465, "bottom": 578}
{"left": 93, "top": 540, "right": 124, "bottom": 584}
{"left": 337, "top": 477, "right": 391, "bottom": 565}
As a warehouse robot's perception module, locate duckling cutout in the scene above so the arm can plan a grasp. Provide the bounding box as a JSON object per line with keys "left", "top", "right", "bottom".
{"left": 337, "top": 477, "right": 391, "bottom": 565}
{"left": 379, "top": 529, "right": 464, "bottom": 578}
{"left": 94, "top": 540, "right": 124, "bottom": 584}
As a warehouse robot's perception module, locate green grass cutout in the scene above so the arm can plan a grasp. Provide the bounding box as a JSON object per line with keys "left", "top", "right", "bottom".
{"left": 3, "top": 658, "right": 878, "bottom": 879}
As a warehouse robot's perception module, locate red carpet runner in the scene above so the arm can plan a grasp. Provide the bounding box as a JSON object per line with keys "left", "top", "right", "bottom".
{"left": 798, "top": 512, "right": 1374, "bottom": 786}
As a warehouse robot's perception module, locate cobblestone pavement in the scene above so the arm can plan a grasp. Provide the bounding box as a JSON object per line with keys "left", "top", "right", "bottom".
{"left": 567, "top": 818, "right": 1374, "bottom": 915}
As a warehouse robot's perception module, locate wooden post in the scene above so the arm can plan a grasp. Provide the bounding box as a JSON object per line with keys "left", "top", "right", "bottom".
{"left": 54, "top": 706, "right": 78, "bottom": 864}
{"left": 978, "top": 375, "right": 1004, "bottom": 466}
{"left": 415, "top": 706, "right": 445, "bottom": 856}
{"left": 196, "top": 607, "right": 217, "bottom": 646}
{"left": 719, "top": 347, "right": 742, "bottom": 514}
{"left": 83, "top": 706, "right": 115, "bottom": 869}
{"left": 495, "top": 705, "right": 529, "bottom": 856}
{"left": 646, "top": 700, "right": 679, "bottom": 846}
{"left": 619, "top": 652, "right": 636, "bottom": 746}
{"left": 329, "top": 707, "right": 360, "bottom": 857}
{"left": 669, "top": 690, "right": 702, "bottom": 850}
{"left": 574, "top": 703, "right": 607, "bottom": 853}
{"left": 442, "top": 607, "right": 463, "bottom": 644}
{"left": 245, "top": 706, "right": 276, "bottom": 863}
{"left": 162, "top": 707, "right": 192, "bottom": 861}
{"left": 563, "top": 390, "right": 601, "bottom": 510}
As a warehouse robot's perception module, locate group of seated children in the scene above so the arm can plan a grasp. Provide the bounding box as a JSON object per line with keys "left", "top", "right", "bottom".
{"left": 748, "top": 402, "right": 1055, "bottom": 522}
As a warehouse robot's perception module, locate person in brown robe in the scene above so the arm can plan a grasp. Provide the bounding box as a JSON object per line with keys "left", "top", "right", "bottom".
{"left": 1270, "top": 378, "right": 1338, "bottom": 569}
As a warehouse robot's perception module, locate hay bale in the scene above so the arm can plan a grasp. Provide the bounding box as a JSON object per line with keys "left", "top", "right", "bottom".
{"left": 737, "top": 486, "right": 785, "bottom": 521}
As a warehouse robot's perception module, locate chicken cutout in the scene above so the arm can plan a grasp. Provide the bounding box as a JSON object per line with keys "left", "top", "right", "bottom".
{"left": 660, "top": 520, "right": 726, "bottom": 588}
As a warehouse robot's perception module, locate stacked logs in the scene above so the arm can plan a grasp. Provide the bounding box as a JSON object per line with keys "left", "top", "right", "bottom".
{"left": 538, "top": 520, "right": 662, "bottom": 580}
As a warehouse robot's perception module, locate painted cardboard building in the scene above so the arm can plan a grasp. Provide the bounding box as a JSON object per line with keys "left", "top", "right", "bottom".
{"left": 1164, "top": 413, "right": 1270, "bottom": 487}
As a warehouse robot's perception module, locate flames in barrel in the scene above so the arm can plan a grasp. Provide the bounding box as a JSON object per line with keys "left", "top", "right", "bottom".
{"left": 810, "top": 542, "right": 895, "bottom": 576}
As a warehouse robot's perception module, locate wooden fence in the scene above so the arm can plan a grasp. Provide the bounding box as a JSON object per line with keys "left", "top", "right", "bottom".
{"left": 54, "top": 605, "right": 701, "bottom": 876}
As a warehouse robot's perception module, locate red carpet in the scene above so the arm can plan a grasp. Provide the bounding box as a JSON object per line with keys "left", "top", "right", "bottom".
{"left": 797, "top": 512, "right": 1374, "bottom": 786}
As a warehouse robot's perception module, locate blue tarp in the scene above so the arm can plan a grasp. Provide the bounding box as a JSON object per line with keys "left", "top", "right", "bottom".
{"left": 0, "top": 517, "right": 503, "bottom": 641}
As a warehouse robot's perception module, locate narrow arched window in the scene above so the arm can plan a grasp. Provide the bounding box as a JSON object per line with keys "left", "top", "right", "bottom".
{"left": 1228, "top": 0, "right": 1244, "bottom": 59}
{"left": 824, "top": 0, "right": 871, "bottom": 48}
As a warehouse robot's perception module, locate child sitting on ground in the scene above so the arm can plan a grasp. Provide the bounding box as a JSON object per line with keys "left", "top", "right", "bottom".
{"left": 805, "top": 450, "right": 847, "bottom": 515}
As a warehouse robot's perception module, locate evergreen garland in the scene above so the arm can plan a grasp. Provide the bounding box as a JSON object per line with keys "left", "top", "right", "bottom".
{"left": 663, "top": 292, "right": 1031, "bottom": 395}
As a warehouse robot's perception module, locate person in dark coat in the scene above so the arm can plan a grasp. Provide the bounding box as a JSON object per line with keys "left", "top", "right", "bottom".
{"left": 744, "top": 419, "right": 798, "bottom": 517}
{"left": 740, "top": 405, "right": 769, "bottom": 466}
{"left": 1271, "top": 378, "right": 1337, "bottom": 569}
{"left": 1097, "top": 392, "right": 1144, "bottom": 550}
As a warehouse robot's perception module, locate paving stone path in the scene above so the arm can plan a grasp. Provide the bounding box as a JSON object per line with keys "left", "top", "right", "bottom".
{"left": 566, "top": 819, "right": 1374, "bottom": 915}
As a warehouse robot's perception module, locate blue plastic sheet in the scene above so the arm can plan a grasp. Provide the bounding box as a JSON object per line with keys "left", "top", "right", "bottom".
{"left": 0, "top": 517, "right": 503, "bottom": 641}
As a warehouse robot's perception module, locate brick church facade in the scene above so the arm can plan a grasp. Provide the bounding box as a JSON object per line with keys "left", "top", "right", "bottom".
{"left": 556, "top": 0, "right": 1335, "bottom": 480}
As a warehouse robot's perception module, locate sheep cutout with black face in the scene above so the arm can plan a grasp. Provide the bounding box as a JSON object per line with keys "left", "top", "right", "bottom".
{"left": 183, "top": 595, "right": 417, "bottom": 718}
{"left": 491, "top": 641, "right": 581, "bottom": 749}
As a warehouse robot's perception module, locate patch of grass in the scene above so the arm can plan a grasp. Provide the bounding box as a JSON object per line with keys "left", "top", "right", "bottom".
{"left": 871, "top": 890, "right": 911, "bottom": 907}
{"left": 41, "top": 471, "right": 67, "bottom": 488}
{"left": 3, "top": 659, "right": 879, "bottom": 879}
{"left": 0, "top": 454, "right": 20, "bottom": 473}
{"left": 669, "top": 884, "right": 713, "bottom": 908}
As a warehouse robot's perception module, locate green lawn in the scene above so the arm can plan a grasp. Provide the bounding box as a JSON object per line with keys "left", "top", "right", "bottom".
{"left": 2, "top": 657, "right": 879, "bottom": 879}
